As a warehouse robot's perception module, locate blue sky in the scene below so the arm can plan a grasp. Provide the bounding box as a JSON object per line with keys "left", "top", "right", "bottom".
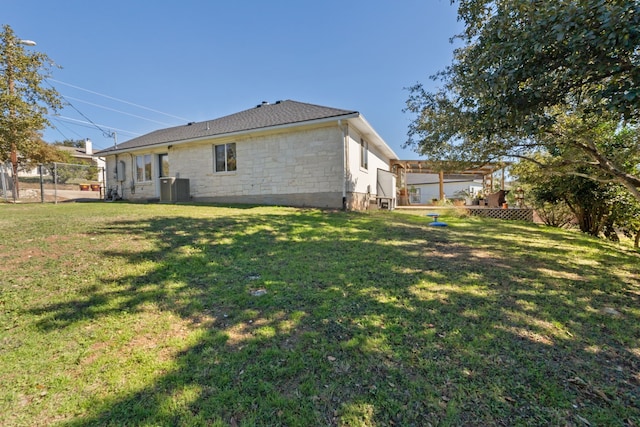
{"left": 5, "top": 0, "right": 462, "bottom": 158}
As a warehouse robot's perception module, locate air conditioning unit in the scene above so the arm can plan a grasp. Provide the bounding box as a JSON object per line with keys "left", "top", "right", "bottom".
{"left": 160, "top": 177, "right": 190, "bottom": 202}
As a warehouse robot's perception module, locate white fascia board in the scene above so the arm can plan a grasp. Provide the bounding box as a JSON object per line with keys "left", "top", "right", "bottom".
{"left": 347, "top": 115, "right": 398, "bottom": 160}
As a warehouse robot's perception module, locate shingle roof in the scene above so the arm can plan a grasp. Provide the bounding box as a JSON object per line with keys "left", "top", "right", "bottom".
{"left": 96, "top": 100, "right": 358, "bottom": 154}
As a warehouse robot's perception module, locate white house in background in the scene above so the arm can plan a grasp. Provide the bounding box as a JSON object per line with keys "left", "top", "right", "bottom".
{"left": 19, "top": 138, "right": 105, "bottom": 182}
{"left": 95, "top": 100, "right": 398, "bottom": 210}
{"left": 406, "top": 172, "right": 483, "bottom": 204}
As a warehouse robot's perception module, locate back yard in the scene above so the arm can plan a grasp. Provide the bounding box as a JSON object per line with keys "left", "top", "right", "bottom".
{"left": 1, "top": 203, "right": 638, "bottom": 426}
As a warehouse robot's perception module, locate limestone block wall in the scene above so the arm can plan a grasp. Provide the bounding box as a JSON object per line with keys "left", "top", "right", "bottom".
{"left": 169, "top": 125, "right": 345, "bottom": 207}
{"left": 101, "top": 121, "right": 395, "bottom": 210}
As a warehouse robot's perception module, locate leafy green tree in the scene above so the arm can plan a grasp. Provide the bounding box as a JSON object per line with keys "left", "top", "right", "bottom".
{"left": 405, "top": 0, "right": 640, "bottom": 202}
{"left": 28, "top": 139, "right": 72, "bottom": 166}
{"left": 0, "top": 24, "right": 62, "bottom": 197}
{"left": 510, "top": 156, "right": 575, "bottom": 228}
{"left": 52, "top": 139, "right": 86, "bottom": 148}
{"left": 607, "top": 186, "right": 640, "bottom": 248}
{"left": 513, "top": 154, "right": 640, "bottom": 247}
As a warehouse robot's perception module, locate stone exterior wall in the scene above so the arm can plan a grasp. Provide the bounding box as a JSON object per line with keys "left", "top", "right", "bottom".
{"left": 172, "top": 125, "right": 344, "bottom": 208}
{"left": 102, "top": 122, "right": 394, "bottom": 210}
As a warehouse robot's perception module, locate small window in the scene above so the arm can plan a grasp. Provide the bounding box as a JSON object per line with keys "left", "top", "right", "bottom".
{"left": 360, "top": 139, "right": 368, "bottom": 170}
{"left": 214, "top": 143, "right": 236, "bottom": 172}
{"left": 136, "top": 154, "right": 152, "bottom": 182}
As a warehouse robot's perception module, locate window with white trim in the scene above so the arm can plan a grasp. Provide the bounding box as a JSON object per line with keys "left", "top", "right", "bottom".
{"left": 360, "top": 138, "right": 368, "bottom": 170}
{"left": 136, "top": 154, "right": 152, "bottom": 182}
{"left": 410, "top": 187, "right": 421, "bottom": 204}
{"left": 213, "top": 143, "right": 236, "bottom": 172}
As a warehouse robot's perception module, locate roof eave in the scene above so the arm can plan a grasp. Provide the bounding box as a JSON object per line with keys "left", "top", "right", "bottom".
{"left": 95, "top": 112, "right": 361, "bottom": 156}
{"left": 347, "top": 115, "right": 398, "bottom": 160}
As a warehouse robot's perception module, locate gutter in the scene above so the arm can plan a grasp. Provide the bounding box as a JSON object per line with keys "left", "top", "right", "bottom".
{"left": 339, "top": 119, "right": 348, "bottom": 210}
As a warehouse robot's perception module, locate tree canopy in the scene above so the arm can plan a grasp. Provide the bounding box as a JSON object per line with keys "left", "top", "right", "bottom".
{"left": 405, "top": 0, "right": 640, "bottom": 201}
{"left": 0, "top": 24, "right": 61, "bottom": 164}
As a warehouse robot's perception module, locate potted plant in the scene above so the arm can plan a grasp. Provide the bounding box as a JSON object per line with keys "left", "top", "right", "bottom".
{"left": 454, "top": 190, "right": 473, "bottom": 205}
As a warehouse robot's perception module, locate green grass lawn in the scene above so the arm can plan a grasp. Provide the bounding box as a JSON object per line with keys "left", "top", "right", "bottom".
{"left": 1, "top": 203, "right": 638, "bottom": 426}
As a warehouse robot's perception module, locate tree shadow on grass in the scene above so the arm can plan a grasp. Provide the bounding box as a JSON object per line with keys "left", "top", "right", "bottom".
{"left": 26, "top": 210, "right": 640, "bottom": 426}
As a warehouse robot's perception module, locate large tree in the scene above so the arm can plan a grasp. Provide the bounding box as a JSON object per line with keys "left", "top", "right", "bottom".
{"left": 405, "top": 0, "right": 640, "bottom": 201}
{"left": 0, "top": 24, "right": 61, "bottom": 198}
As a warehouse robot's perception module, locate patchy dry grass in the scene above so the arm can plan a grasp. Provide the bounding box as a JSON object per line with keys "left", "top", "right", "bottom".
{"left": 1, "top": 203, "right": 639, "bottom": 426}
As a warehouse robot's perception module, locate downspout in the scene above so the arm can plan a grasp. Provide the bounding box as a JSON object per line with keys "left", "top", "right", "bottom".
{"left": 129, "top": 153, "right": 136, "bottom": 196}
{"left": 113, "top": 154, "right": 118, "bottom": 198}
{"left": 339, "top": 119, "right": 348, "bottom": 210}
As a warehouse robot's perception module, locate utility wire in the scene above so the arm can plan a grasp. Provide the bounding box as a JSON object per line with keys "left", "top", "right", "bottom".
{"left": 49, "top": 121, "right": 71, "bottom": 141}
{"left": 62, "top": 95, "right": 177, "bottom": 127}
{"left": 52, "top": 115, "right": 141, "bottom": 136}
{"left": 45, "top": 81, "right": 124, "bottom": 140}
{"left": 49, "top": 117, "right": 115, "bottom": 150}
{"left": 47, "top": 78, "right": 190, "bottom": 122}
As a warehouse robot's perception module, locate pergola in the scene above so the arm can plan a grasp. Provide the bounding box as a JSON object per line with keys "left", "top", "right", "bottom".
{"left": 389, "top": 160, "right": 509, "bottom": 203}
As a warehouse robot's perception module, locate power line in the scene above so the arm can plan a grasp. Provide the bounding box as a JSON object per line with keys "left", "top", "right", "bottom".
{"left": 52, "top": 115, "right": 141, "bottom": 136}
{"left": 62, "top": 97, "right": 115, "bottom": 138}
{"left": 47, "top": 78, "right": 190, "bottom": 122}
{"left": 62, "top": 95, "right": 177, "bottom": 127}
{"left": 50, "top": 118, "right": 80, "bottom": 140}
{"left": 43, "top": 79, "right": 120, "bottom": 141}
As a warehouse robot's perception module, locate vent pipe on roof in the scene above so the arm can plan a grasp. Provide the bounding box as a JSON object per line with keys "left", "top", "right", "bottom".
{"left": 257, "top": 101, "right": 269, "bottom": 108}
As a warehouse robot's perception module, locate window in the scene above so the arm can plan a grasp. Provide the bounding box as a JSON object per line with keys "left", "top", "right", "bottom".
{"left": 136, "top": 154, "right": 152, "bottom": 182}
{"left": 360, "top": 138, "right": 368, "bottom": 170}
{"left": 410, "top": 187, "right": 421, "bottom": 204}
{"left": 159, "top": 154, "right": 169, "bottom": 177}
{"left": 214, "top": 143, "right": 236, "bottom": 172}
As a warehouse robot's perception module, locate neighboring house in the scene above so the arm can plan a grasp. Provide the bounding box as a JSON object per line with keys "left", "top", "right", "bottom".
{"left": 95, "top": 100, "right": 398, "bottom": 210}
{"left": 406, "top": 172, "right": 483, "bottom": 204}
{"left": 19, "top": 139, "right": 106, "bottom": 182}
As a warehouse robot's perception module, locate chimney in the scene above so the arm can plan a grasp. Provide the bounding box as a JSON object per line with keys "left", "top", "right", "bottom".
{"left": 85, "top": 138, "right": 93, "bottom": 155}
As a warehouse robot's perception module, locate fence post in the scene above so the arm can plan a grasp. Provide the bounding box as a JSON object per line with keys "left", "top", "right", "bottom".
{"left": 0, "top": 162, "right": 6, "bottom": 203}
{"left": 39, "top": 164, "right": 44, "bottom": 203}
{"left": 54, "top": 162, "right": 58, "bottom": 205}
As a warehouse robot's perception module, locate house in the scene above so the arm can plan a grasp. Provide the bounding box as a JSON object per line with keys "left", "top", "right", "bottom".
{"left": 57, "top": 139, "right": 103, "bottom": 167}
{"left": 406, "top": 172, "right": 483, "bottom": 204}
{"left": 95, "top": 100, "right": 398, "bottom": 210}
{"left": 18, "top": 138, "right": 105, "bottom": 182}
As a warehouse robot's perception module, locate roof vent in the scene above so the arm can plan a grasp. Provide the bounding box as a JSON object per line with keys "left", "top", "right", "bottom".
{"left": 187, "top": 122, "right": 194, "bottom": 126}
{"left": 257, "top": 101, "right": 270, "bottom": 108}
{"left": 275, "top": 100, "right": 282, "bottom": 104}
